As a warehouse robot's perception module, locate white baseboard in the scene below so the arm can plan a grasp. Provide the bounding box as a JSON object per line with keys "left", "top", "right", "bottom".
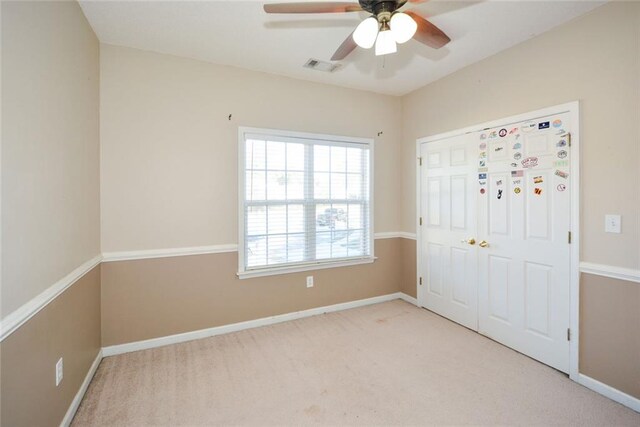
{"left": 578, "top": 374, "right": 640, "bottom": 413}
{"left": 60, "top": 349, "right": 103, "bottom": 427}
{"left": 103, "top": 293, "right": 406, "bottom": 357}
{"left": 398, "top": 292, "right": 418, "bottom": 306}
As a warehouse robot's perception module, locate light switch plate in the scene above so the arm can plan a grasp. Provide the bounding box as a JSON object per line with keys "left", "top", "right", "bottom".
{"left": 605, "top": 214, "right": 621, "bottom": 233}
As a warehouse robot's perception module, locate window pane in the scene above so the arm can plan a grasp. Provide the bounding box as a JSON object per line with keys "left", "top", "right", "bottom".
{"left": 246, "top": 206, "right": 266, "bottom": 236}
{"left": 247, "top": 236, "right": 267, "bottom": 267}
{"left": 246, "top": 139, "right": 266, "bottom": 170}
{"left": 347, "top": 147, "right": 362, "bottom": 173}
{"left": 332, "top": 204, "right": 348, "bottom": 230}
{"left": 348, "top": 204, "right": 362, "bottom": 229}
{"left": 287, "top": 143, "right": 305, "bottom": 171}
{"left": 267, "top": 205, "right": 287, "bottom": 235}
{"left": 314, "top": 172, "right": 330, "bottom": 200}
{"left": 347, "top": 229, "right": 364, "bottom": 257}
{"left": 266, "top": 141, "right": 286, "bottom": 170}
{"left": 347, "top": 174, "right": 362, "bottom": 200}
{"left": 266, "top": 171, "right": 286, "bottom": 200}
{"left": 316, "top": 232, "right": 332, "bottom": 259}
{"left": 242, "top": 132, "right": 371, "bottom": 272}
{"left": 287, "top": 234, "right": 305, "bottom": 263}
{"left": 315, "top": 203, "right": 332, "bottom": 231}
{"left": 287, "top": 172, "right": 304, "bottom": 200}
{"left": 330, "top": 173, "right": 346, "bottom": 200}
{"left": 288, "top": 205, "right": 304, "bottom": 233}
{"left": 331, "top": 230, "right": 348, "bottom": 259}
{"left": 246, "top": 171, "right": 265, "bottom": 201}
{"left": 331, "top": 146, "right": 347, "bottom": 172}
{"left": 314, "top": 145, "right": 330, "bottom": 172}
{"left": 267, "top": 235, "right": 287, "bottom": 265}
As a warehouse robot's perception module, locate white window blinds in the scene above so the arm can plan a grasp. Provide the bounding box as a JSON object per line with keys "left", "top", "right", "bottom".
{"left": 239, "top": 129, "right": 373, "bottom": 276}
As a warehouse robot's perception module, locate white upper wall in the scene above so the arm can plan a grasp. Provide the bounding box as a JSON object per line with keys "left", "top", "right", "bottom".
{"left": 1, "top": 1, "right": 101, "bottom": 317}
{"left": 99, "top": 44, "right": 402, "bottom": 252}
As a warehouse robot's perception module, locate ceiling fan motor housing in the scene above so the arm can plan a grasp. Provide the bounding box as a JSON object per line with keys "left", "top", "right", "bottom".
{"left": 359, "top": 0, "right": 407, "bottom": 16}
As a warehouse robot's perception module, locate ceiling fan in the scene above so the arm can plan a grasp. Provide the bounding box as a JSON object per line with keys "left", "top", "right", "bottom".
{"left": 264, "top": 1, "right": 451, "bottom": 60}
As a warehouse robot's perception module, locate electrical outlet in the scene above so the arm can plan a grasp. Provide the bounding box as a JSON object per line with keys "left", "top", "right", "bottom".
{"left": 306, "top": 276, "right": 314, "bottom": 288}
{"left": 605, "top": 214, "right": 621, "bottom": 233}
{"left": 56, "top": 357, "right": 63, "bottom": 386}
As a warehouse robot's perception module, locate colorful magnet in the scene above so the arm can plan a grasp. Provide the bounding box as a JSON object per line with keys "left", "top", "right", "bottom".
{"left": 479, "top": 160, "right": 486, "bottom": 167}
{"left": 479, "top": 142, "right": 487, "bottom": 150}
{"left": 479, "top": 180, "right": 487, "bottom": 185}
{"left": 554, "top": 160, "right": 569, "bottom": 167}
{"left": 478, "top": 167, "right": 488, "bottom": 173}
{"left": 511, "top": 170, "right": 523, "bottom": 177}
{"left": 499, "top": 128, "right": 508, "bottom": 137}
{"left": 555, "top": 170, "right": 569, "bottom": 179}
{"left": 494, "top": 146, "right": 504, "bottom": 152}
{"left": 510, "top": 162, "right": 518, "bottom": 168}
{"left": 557, "top": 139, "right": 567, "bottom": 148}
{"left": 497, "top": 189, "right": 503, "bottom": 199}
{"left": 522, "top": 157, "right": 539, "bottom": 168}
{"left": 512, "top": 179, "right": 522, "bottom": 185}
{"left": 534, "top": 188, "right": 543, "bottom": 195}
{"left": 509, "top": 127, "right": 519, "bottom": 135}
{"left": 557, "top": 150, "right": 568, "bottom": 159}
{"left": 522, "top": 121, "right": 536, "bottom": 132}
{"left": 514, "top": 152, "right": 522, "bottom": 160}
{"left": 480, "top": 134, "right": 487, "bottom": 140}
{"left": 479, "top": 173, "right": 487, "bottom": 180}
{"left": 489, "top": 131, "right": 497, "bottom": 139}
{"left": 534, "top": 176, "right": 544, "bottom": 184}
{"left": 514, "top": 187, "right": 521, "bottom": 194}
{"left": 479, "top": 152, "right": 487, "bottom": 158}
{"left": 496, "top": 180, "right": 503, "bottom": 186}
{"left": 553, "top": 119, "right": 563, "bottom": 128}
{"left": 538, "top": 121, "right": 550, "bottom": 130}
{"left": 557, "top": 184, "right": 567, "bottom": 192}
{"left": 480, "top": 188, "right": 486, "bottom": 194}
{"left": 513, "top": 142, "right": 522, "bottom": 149}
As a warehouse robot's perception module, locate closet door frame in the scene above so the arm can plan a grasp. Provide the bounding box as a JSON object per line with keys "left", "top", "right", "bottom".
{"left": 415, "top": 101, "right": 580, "bottom": 381}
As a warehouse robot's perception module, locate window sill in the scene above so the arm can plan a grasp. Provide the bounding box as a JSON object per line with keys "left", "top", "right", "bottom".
{"left": 237, "top": 256, "right": 377, "bottom": 280}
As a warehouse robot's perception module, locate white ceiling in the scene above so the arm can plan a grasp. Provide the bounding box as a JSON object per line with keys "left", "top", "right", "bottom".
{"left": 79, "top": 0, "right": 606, "bottom": 96}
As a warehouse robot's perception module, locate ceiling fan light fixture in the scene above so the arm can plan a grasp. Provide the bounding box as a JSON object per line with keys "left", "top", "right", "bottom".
{"left": 389, "top": 12, "right": 417, "bottom": 44}
{"left": 374, "top": 27, "right": 397, "bottom": 56}
{"left": 353, "top": 17, "right": 379, "bottom": 49}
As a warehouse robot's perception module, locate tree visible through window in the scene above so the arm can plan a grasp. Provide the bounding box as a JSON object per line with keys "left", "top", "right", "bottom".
{"left": 239, "top": 128, "right": 373, "bottom": 275}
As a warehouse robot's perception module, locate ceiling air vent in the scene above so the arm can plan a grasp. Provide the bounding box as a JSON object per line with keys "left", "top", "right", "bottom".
{"left": 303, "top": 58, "right": 341, "bottom": 73}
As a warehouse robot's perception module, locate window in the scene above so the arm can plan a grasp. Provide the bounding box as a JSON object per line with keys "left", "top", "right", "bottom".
{"left": 238, "top": 127, "right": 373, "bottom": 278}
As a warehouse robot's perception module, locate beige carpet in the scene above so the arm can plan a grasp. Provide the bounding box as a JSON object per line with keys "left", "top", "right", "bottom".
{"left": 72, "top": 300, "right": 640, "bottom": 426}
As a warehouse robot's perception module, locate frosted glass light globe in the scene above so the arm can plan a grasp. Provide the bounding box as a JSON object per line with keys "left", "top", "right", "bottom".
{"left": 389, "top": 12, "right": 417, "bottom": 44}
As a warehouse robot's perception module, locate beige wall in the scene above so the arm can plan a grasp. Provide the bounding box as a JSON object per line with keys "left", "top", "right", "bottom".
{"left": 1, "top": 2, "right": 102, "bottom": 426}
{"left": 1, "top": 0, "right": 101, "bottom": 317}
{"left": 101, "top": 239, "right": 402, "bottom": 346}
{"left": 100, "top": 44, "right": 403, "bottom": 253}
{"left": 401, "top": 1, "right": 640, "bottom": 270}
{"left": 580, "top": 273, "right": 640, "bottom": 399}
{"left": 0, "top": 266, "right": 102, "bottom": 427}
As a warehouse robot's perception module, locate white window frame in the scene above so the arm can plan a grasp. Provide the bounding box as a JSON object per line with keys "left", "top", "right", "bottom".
{"left": 237, "top": 126, "right": 375, "bottom": 279}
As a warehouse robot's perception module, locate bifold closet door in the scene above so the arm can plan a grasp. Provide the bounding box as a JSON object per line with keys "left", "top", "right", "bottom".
{"left": 419, "top": 134, "right": 478, "bottom": 331}
{"left": 477, "top": 113, "right": 572, "bottom": 373}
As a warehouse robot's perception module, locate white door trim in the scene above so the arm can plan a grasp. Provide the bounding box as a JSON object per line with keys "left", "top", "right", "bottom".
{"left": 416, "top": 101, "right": 580, "bottom": 380}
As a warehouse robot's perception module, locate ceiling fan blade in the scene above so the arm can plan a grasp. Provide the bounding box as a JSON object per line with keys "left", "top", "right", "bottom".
{"left": 331, "top": 30, "right": 358, "bottom": 61}
{"left": 405, "top": 11, "right": 450, "bottom": 49}
{"left": 264, "top": 2, "right": 362, "bottom": 14}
